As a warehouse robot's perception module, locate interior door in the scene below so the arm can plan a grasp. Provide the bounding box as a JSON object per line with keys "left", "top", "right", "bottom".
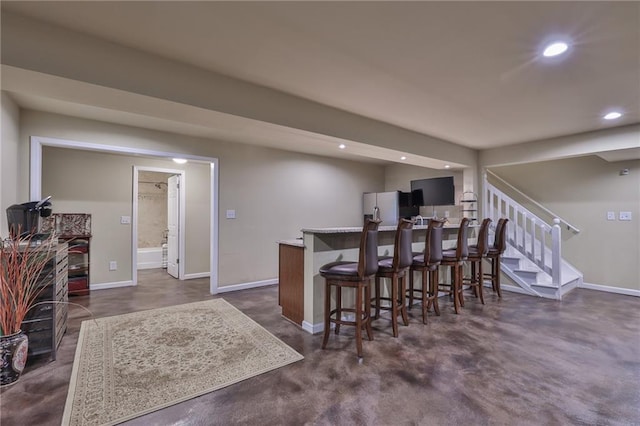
{"left": 167, "top": 175, "right": 180, "bottom": 278}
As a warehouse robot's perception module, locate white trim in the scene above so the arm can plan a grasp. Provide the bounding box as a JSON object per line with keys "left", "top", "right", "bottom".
{"left": 214, "top": 278, "right": 278, "bottom": 294}
{"left": 184, "top": 272, "right": 210, "bottom": 280}
{"left": 210, "top": 160, "right": 219, "bottom": 295}
{"left": 500, "top": 284, "right": 536, "bottom": 296}
{"left": 302, "top": 321, "right": 325, "bottom": 335}
{"left": 133, "top": 166, "right": 186, "bottom": 284}
{"left": 579, "top": 282, "right": 640, "bottom": 297}
{"left": 137, "top": 261, "right": 163, "bottom": 270}
{"left": 90, "top": 280, "right": 135, "bottom": 291}
{"left": 29, "top": 135, "right": 219, "bottom": 295}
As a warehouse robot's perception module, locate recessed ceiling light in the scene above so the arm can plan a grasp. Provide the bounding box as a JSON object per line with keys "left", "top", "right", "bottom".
{"left": 338, "top": 144, "right": 346, "bottom": 149}
{"left": 543, "top": 42, "right": 569, "bottom": 57}
{"left": 400, "top": 156, "right": 407, "bottom": 160}
{"left": 173, "top": 158, "right": 187, "bottom": 164}
{"left": 444, "top": 164, "right": 451, "bottom": 169}
{"left": 603, "top": 112, "right": 622, "bottom": 120}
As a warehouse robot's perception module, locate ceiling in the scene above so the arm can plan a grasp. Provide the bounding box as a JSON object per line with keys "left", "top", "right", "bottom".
{"left": 1, "top": 1, "right": 639, "bottom": 163}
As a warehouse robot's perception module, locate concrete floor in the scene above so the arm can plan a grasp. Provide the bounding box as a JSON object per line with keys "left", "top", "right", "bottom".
{"left": 1, "top": 269, "right": 639, "bottom": 425}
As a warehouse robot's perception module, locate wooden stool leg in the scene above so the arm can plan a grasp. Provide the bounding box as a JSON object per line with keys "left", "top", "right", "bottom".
{"left": 471, "top": 261, "right": 478, "bottom": 297}
{"left": 335, "top": 285, "right": 342, "bottom": 335}
{"left": 365, "top": 279, "right": 373, "bottom": 341}
{"left": 400, "top": 274, "right": 409, "bottom": 326}
{"left": 408, "top": 269, "right": 415, "bottom": 309}
{"left": 478, "top": 259, "right": 485, "bottom": 304}
{"left": 322, "top": 281, "right": 332, "bottom": 349}
{"left": 431, "top": 268, "right": 441, "bottom": 316}
{"left": 495, "top": 256, "right": 502, "bottom": 298}
{"left": 374, "top": 276, "right": 381, "bottom": 319}
{"left": 452, "top": 266, "right": 460, "bottom": 314}
{"left": 391, "top": 275, "right": 399, "bottom": 337}
{"left": 422, "top": 269, "right": 429, "bottom": 324}
{"left": 355, "top": 283, "right": 363, "bottom": 358}
{"left": 458, "top": 264, "right": 465, "bottom": 308}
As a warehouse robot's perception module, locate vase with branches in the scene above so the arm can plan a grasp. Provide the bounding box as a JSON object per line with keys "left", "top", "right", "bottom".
{"left": 0, "top": 232, "right": 56, "bottom": 386}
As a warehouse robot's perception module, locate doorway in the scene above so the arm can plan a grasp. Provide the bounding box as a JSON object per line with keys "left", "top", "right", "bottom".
{"left": 135, "top": 170, "right": 179, "bottom": 277}
{"left": 30, "top": 136, "right": 220, "bottom": 295}
{"left": 134, "top": 166, "right": 185, "bottom": 281}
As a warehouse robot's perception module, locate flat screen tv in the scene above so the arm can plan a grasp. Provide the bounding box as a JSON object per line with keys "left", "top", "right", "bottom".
{"left": 410, "top": 176, "right": 455, "bottom": 206}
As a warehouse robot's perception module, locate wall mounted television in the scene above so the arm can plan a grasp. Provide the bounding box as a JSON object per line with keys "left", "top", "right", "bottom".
{"left": 410, "top": 176, "right": 455, "bottom": 206}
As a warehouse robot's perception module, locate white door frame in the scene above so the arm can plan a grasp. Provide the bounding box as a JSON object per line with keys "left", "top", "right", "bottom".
{"left": 29, "top": 135, "right": 220, "bottom": 295}
{"left": 133, "top": 166, "right": 186, "bottom": 282}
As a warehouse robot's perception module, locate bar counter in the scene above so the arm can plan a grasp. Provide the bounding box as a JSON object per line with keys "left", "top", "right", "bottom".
{"left": 279, "top": 224, "right": 466, "bottom": 334}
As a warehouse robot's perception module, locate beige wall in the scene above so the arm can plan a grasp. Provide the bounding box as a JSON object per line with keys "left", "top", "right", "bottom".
{"left": 22, "top": 110, "right": 384, "bottom": 287}
{"left": 0, "top": 92, "right": 21, "bottom": 237}
{"left": 491, "top": 156, "right": 640, "bottom": 290}
{"left": 384, "top": 163, "right": 465, "bottom": 218}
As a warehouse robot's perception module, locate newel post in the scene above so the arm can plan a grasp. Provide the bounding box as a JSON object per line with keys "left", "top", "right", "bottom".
{"left": 551, "top": 218, "right": 562, "bottom": 286}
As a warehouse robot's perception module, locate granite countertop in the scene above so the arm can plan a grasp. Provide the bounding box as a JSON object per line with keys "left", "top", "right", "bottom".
{"left": 301, "top": 223, "right": 469, "bottom": 234}
{"left": 277, "top": 239, "right": 305, "bottom": 247}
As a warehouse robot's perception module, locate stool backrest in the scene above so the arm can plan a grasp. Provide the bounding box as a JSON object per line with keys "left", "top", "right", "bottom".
{"left": 477, "top": 218, "right": 493, "bottom": 256}
{"left": 359, "top": 219, "right": 381, "bottom": 278}
{"left": 494, "top": 218, "right": 509, "bottom": 254}
{"left": 424, "top": 219, "right": 446, "bottom": 266}
{"left": 392, "top": 219, "right": 415, "bottom": 271}
{"left": 454, "top": 217, "right": 470, "bottom": 260}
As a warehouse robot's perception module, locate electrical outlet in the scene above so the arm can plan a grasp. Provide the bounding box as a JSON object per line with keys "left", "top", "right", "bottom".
{"left": 619, "top": 211, "right": 632, "bottom": 221}
{"left": 607, "top": 211, "right": 616, "bottom": 221}
{"left": 444, "top": 210, "right": 450, "bottom": 218}
{"left": 109, "top": 261, "right": 117, "bottom": 271}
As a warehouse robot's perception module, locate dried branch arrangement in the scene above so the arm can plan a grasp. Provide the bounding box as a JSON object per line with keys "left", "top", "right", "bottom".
{"left": 0, "top": 233, "right": 56, "bottom": 336}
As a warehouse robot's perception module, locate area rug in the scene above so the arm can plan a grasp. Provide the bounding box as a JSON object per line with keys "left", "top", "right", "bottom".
{"left": 62, "top": 299, "right": 304, "bottom": 426}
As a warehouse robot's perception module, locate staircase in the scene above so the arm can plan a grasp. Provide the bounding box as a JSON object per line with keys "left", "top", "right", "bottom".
{"left": 483, "top": 172, "right": 583, "bottom": 300}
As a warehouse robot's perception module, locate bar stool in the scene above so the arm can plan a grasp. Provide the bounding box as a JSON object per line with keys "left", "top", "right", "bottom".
{"left": 408, "top": 218, "right": 445, "bottom": 324}
{"left": 484, "top": 218, "right": 509, "bottom": 298}
{"left": 439, "top": 217, "right": 470, "bottom": 314}
{"left": 320, "top": 219, "right": 380, "bottom": 358}
{"left": 464, "top": 218, "right": 492, "bottom": 304}
{"left": 371, "top": 219, "right": 414, "bottom": 337}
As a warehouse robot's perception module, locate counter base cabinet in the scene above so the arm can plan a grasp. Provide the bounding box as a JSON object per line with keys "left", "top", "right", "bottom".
{"left": 278, "top": 244, "right": 304, "bottom": 325}
{"left": 21, "top": 243, "right": 68, "bottom": 360}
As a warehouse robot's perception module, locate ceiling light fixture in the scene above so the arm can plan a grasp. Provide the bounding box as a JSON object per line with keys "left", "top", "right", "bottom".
{"left": 400, "top": 156, "right": 407, "bottom": 160}
{"left": 338, "top": 144, "right": 346, "bottom": 149}
{"left": 543, "top": 41, "right": 569, "bottom": 57}
{"left": 172, "top": 158, "right": 187, "bottom": 164}
{"left": 603, "top": 111, "right": 622, "bottom": 120}
{"left": 444, "top": 164, "right": 451, "bottom": 169}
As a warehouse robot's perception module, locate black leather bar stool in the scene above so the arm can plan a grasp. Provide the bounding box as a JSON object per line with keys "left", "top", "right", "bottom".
{"left": 371, "top": 219, "right": 414, "bottom": 337}
{"left": 320, "top": 219, "right": 380, "bottom": 358}
{"left": 464, "top": 218, "right": 492, "bottom": 304}
{"left": 484, "top": 218, "right": 509, "bottom": 298}
{"left": 408, "top": 219, "right": 445, "bottom": 324}
{"left": 439, "top": 217, "right": 470, "bottom": 314}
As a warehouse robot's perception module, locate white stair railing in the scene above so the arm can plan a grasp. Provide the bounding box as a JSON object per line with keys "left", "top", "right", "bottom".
{"left": 484, "top": 178, "right": 563, "bottom": 287}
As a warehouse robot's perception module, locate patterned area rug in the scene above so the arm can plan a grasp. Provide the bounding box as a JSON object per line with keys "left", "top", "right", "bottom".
{"left": 62, "top": 299, "right": 303, "bottom": 426}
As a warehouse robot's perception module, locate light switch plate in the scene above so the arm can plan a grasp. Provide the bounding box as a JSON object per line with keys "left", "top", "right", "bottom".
{"left": 120, "top": 215, "right": 131, "bottom": 224}
{"left": 607, "top": 211, "right": 616, "bottom": 221}
{"left": 226, "top": 209, "right": 236, "bottom": 219}
{"left": 619, "top": 211, "right": 632, "bottom": 221}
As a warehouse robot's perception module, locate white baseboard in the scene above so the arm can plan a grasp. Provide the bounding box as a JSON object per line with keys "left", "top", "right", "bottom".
{"left": 137, "top": 262, "right": 162, "bottom": 270}
{"left": 579, "top": 282, "right": 640, "bottom": 297}
{"left": 90, "top": 280, "right": 134, "bottom": 291}
{"left": 215, "top": 278, "right": 278, "bottom": 294}
{"left": 183, "top": 272, "right": 210, "bottom": 280}
{"left": 302, "top": 321, "right": 324, "bottom": 334}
